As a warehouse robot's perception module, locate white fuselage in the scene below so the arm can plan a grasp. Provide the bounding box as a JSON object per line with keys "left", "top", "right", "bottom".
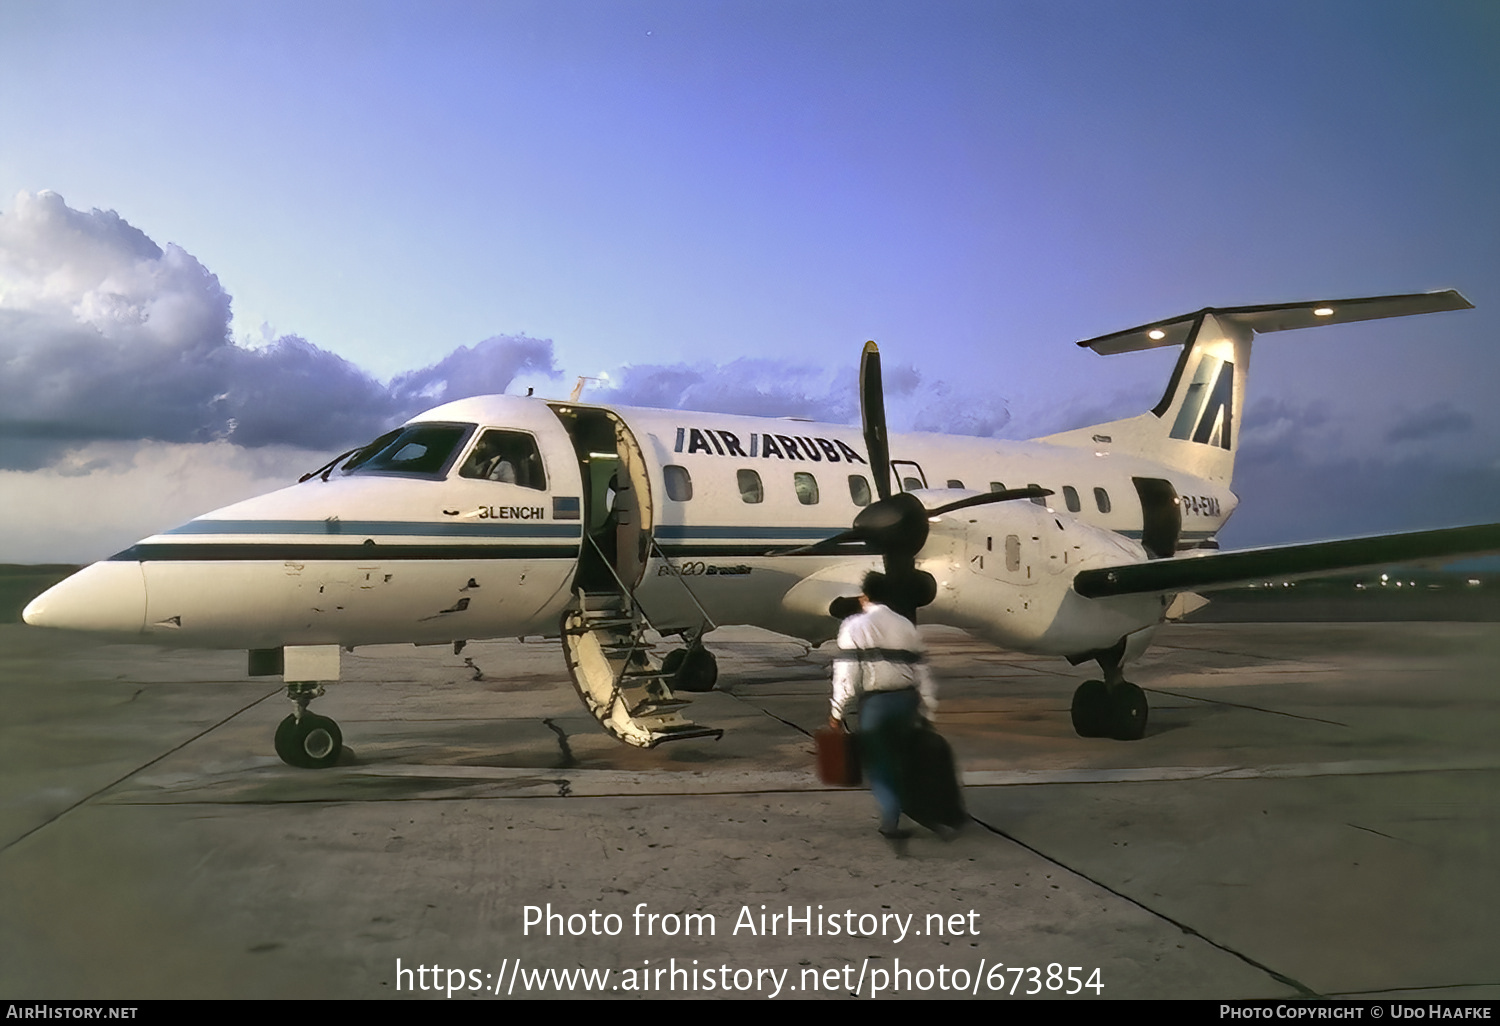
{"left": 25, "top": 394, "right": 1236, "bottom": 659}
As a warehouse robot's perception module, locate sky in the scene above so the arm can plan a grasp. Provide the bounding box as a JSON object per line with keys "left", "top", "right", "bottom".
{"left": 1, "top": 0, "right": 1497, "bottom": 562}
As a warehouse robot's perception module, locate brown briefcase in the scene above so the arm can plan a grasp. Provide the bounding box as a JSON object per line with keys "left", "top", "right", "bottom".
{"left": 814, "top": 726, "right": 861, "bottom": 787}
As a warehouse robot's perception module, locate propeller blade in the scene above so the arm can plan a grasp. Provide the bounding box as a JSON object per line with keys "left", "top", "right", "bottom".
{"left": 774, "top": 341, "right": 944, "bottom": 623}
{"left": 927, "top": 486, "right": 1054, "bottom": 518}
{"left": 768, "top": 491, "right": 933, "bottom": 557}
{"left": 768, "top": 529, "right": 868, "bottom": 557}
{"left": 860, "top": 341, "right": 891, "bottom": 501}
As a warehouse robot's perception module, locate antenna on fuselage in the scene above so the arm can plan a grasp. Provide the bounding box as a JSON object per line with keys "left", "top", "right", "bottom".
{"left": 569, "top": 374, "right": 609, "bottom": 402}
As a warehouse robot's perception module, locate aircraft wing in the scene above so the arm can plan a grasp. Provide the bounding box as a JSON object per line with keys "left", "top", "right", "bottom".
{"left": 1072, "top": 523, "right": 1500, "bottom": 598}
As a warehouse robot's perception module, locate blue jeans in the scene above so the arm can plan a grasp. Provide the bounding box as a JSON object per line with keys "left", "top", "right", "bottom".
{"left": 859, "top": 689, "right": 920, "bottom": 831}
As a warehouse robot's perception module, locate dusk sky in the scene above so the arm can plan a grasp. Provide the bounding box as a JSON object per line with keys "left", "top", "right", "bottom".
{"left": 1, "top": 1, "right": 1497, "bottom": 562}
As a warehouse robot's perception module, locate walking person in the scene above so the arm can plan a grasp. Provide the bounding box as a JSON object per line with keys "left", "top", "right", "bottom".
{"left": 828, "top": 572, "right": 937, "bottom": 842}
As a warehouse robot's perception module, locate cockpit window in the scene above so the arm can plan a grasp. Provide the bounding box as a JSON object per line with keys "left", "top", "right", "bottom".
{"left": 343, "top": 423, "right": 474, "bottom": 479}
{"left": 458, "top": 429, "right": 548, "bottom": 491}
{"left": 342, "top": 430, "right": 401, "bottom": 473}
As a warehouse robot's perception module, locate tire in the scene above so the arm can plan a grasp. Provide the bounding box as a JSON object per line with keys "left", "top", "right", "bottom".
{"left": 1070, "top": 679, "right": 1110, "bottom": 738}
{"left": 1106, "top": 682, "right": 1148, "bottom": 741}
{"left": 667, "top": 646, "right": 718, "bottom": 692}
{"left": 274, "top": 712, "right": 344, "bottom": 769}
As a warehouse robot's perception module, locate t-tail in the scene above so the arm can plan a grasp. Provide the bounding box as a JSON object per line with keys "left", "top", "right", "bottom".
{"left": 1036, "top": 290, "right": 1472, "bottom": 486}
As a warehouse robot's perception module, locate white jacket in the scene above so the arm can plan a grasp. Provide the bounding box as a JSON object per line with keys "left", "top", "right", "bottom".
{"left": 830, "top": 603, "right": 937, "bottom": 721}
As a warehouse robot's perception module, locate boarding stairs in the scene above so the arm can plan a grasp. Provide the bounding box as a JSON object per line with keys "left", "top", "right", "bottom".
{"left": 560, "top": 541, "right": 722, "bottom": 748}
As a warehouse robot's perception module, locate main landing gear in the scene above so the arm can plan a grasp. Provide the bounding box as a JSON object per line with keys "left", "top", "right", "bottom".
{"left": 661, "top": 634, "right": 718, "bottom": 693}
{"left": 1069, "top": 645, "right": 1148, "bottom": 741}
{"left": 274, "top": 681, "right": 344, "bottom": 768}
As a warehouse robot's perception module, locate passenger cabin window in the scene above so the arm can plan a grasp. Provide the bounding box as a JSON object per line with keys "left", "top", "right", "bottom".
{"left": 947, "top": 479, "right": 964, "bottom": 489}
{"left": 458, "top": 429, "right": 547, "bottom": 490}
{"left": 737, "top": 469, "right": 764, "bottom": 504}
{"left": 892, "top": 461, "right": 927, "bottom": 492}
{"left": 1094, "top": 487, "right": 1112, "bottom": 513}
{"left": 344, "top": 423, "right": 473, "bottom": 479}
{"left": 1062, "top": 486, "right": 1081, "bottom": 512}
{"left": 1029, "top": 483, "right": 1046, "bottom": 506}
{"left": 664, "top": 465, "right": 693, "bottom": 501}
{"left": 848, "top": 474, "right": 872, "bottom": 507}
{"left": 794, "top": 472, "right": 820, "bottom": 505}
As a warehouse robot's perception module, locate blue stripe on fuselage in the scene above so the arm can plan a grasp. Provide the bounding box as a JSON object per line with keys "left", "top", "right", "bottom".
{"left": 163, "top": 519, "right": 581, "bottom": 539}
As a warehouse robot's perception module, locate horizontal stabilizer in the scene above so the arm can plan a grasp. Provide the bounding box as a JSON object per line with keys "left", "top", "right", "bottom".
{"left": 1078, "top": 290, "right": 1472, "bottom": 356}
{"left": 1073, "top": 523, "right": 1500, "bottom": 599}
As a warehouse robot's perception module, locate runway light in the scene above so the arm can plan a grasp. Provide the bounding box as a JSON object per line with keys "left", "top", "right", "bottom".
{"left": 1148, "top": 329, "right": 1166, "bottom": 340}
{"left": 1313, "top": 307, "right": 1334, "bottom": 317}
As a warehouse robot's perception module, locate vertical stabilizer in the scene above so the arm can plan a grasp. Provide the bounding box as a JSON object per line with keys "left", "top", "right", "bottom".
{"left": 1038, "top": 311, "right": 1249, "bottom": 484}
{"left": 1035, "top": 290, "right": 1472, "bottom": 487}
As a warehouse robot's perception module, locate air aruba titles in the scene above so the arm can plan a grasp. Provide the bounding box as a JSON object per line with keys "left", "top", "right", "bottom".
{"left": 673, "top": 426, "right": 867, "bottom": 464}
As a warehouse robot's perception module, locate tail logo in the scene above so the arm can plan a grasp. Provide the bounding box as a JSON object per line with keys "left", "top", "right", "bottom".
{"left": 1169, "top": 354, "right": 1235, "bottom": 450}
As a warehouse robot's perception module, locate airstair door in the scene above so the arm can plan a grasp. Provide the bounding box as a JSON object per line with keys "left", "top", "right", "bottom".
{"left": 547, "top": 403, "right": 719, "bottom": 749}
{"left": 548, "top": 405, "right": 654, "bottom": 593}
{"left": 1132, "top": 476, "right": 1182, "bottom": 559}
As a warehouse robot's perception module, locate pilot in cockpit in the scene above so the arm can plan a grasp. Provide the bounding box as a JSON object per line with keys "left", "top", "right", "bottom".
{"left": 459, "top": 430, "right": 545, "bottom": 490}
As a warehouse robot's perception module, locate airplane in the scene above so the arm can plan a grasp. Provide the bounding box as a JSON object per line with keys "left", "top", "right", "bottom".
{"left": 23, "top": 289, "right": 1500, "bottom": 768}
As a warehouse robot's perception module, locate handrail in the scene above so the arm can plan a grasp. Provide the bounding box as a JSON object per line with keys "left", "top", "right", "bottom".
{"left": 649, "top": 538, "right": 719, "bottom": 632}
{"left": 581, "top": 532, "right": 659, "bottom": 634}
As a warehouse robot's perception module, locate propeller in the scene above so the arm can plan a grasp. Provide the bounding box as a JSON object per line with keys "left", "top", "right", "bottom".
{"left": 782, "top": 341, "right": 1054, "bottom": 622}
{"left": 860, "top": 341, "right": 891, "bottom": 502}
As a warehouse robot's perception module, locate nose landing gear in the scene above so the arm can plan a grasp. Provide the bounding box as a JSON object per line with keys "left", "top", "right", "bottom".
{"left": 275, "top": 682, "right": 344, "bottom": 768}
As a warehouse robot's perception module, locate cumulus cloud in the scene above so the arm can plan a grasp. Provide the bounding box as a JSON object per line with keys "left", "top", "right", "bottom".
{"left": 0, "top": 191, "right": 559, "bottom": 468}
{"left": 1207, "top": 395, "right": 1499, "bottom": 548}
{"left": 1222, "top": 450, "right": 1500, "bottom": 550}
{"left": 595, "top": 356, "right": 1010, "bottom": 437}
{"left": 1384, "top": 402, "right": 1474, "bottom": 445}
{"left": 0, "top": 192, "right": 234, "bottom": 464}
{"left": 0, "top": 190, "right": 1013, "bottom": 477}
{"left": 0, "top": 440, "right": 317, "bottom": 562}
{"left": 596, "top": 358, "right": 858, "bottom": 422}
{"left": 390, "top": 334, "right": 558, "bottom": 410}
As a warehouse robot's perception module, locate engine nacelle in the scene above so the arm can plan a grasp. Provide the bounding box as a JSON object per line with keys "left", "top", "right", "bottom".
{"left": 918, "top": 501, "right": 1164, "bottom": 656}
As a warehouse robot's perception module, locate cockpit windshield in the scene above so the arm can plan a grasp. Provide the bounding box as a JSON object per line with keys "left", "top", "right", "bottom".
{"left": 341, "top": 423, "right": 475, "bottom": 479}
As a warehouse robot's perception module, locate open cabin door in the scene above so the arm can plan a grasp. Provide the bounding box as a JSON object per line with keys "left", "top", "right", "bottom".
{"left": 1132, "top": 476, "right": 1182, "bottom": 559}
{"left": 547, "top": 403, "right": 720, "bottom": 748}
{"left": 548, "top": 405, "right": 653, "bottom": 591}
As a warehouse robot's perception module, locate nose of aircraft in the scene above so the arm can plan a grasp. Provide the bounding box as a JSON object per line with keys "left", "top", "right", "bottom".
{"left": 22, "top": 560, "right": 148, "bottom": 635}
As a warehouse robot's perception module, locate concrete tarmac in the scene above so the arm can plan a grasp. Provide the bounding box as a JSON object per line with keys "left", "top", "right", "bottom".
{"left": 0, "top": 620, "right": 1496, "bottom": 1000}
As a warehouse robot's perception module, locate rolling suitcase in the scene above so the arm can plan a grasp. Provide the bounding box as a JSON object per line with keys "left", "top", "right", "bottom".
{"left": 898, "top": 723, "right": 966, "bottom": 832}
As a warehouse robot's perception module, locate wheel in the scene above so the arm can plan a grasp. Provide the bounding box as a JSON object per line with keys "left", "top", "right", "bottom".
{"left": 1105, "top": 682, "right": 1148, "bottom": 741}
{"left": 1070, "top": 679, "right": 1110, "bottom": 737}
{"left": 664, "top": 646, "right": 718, "bottom": 692}
{"left": 274, "top": 712, "right": 344, "bottom": 768}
